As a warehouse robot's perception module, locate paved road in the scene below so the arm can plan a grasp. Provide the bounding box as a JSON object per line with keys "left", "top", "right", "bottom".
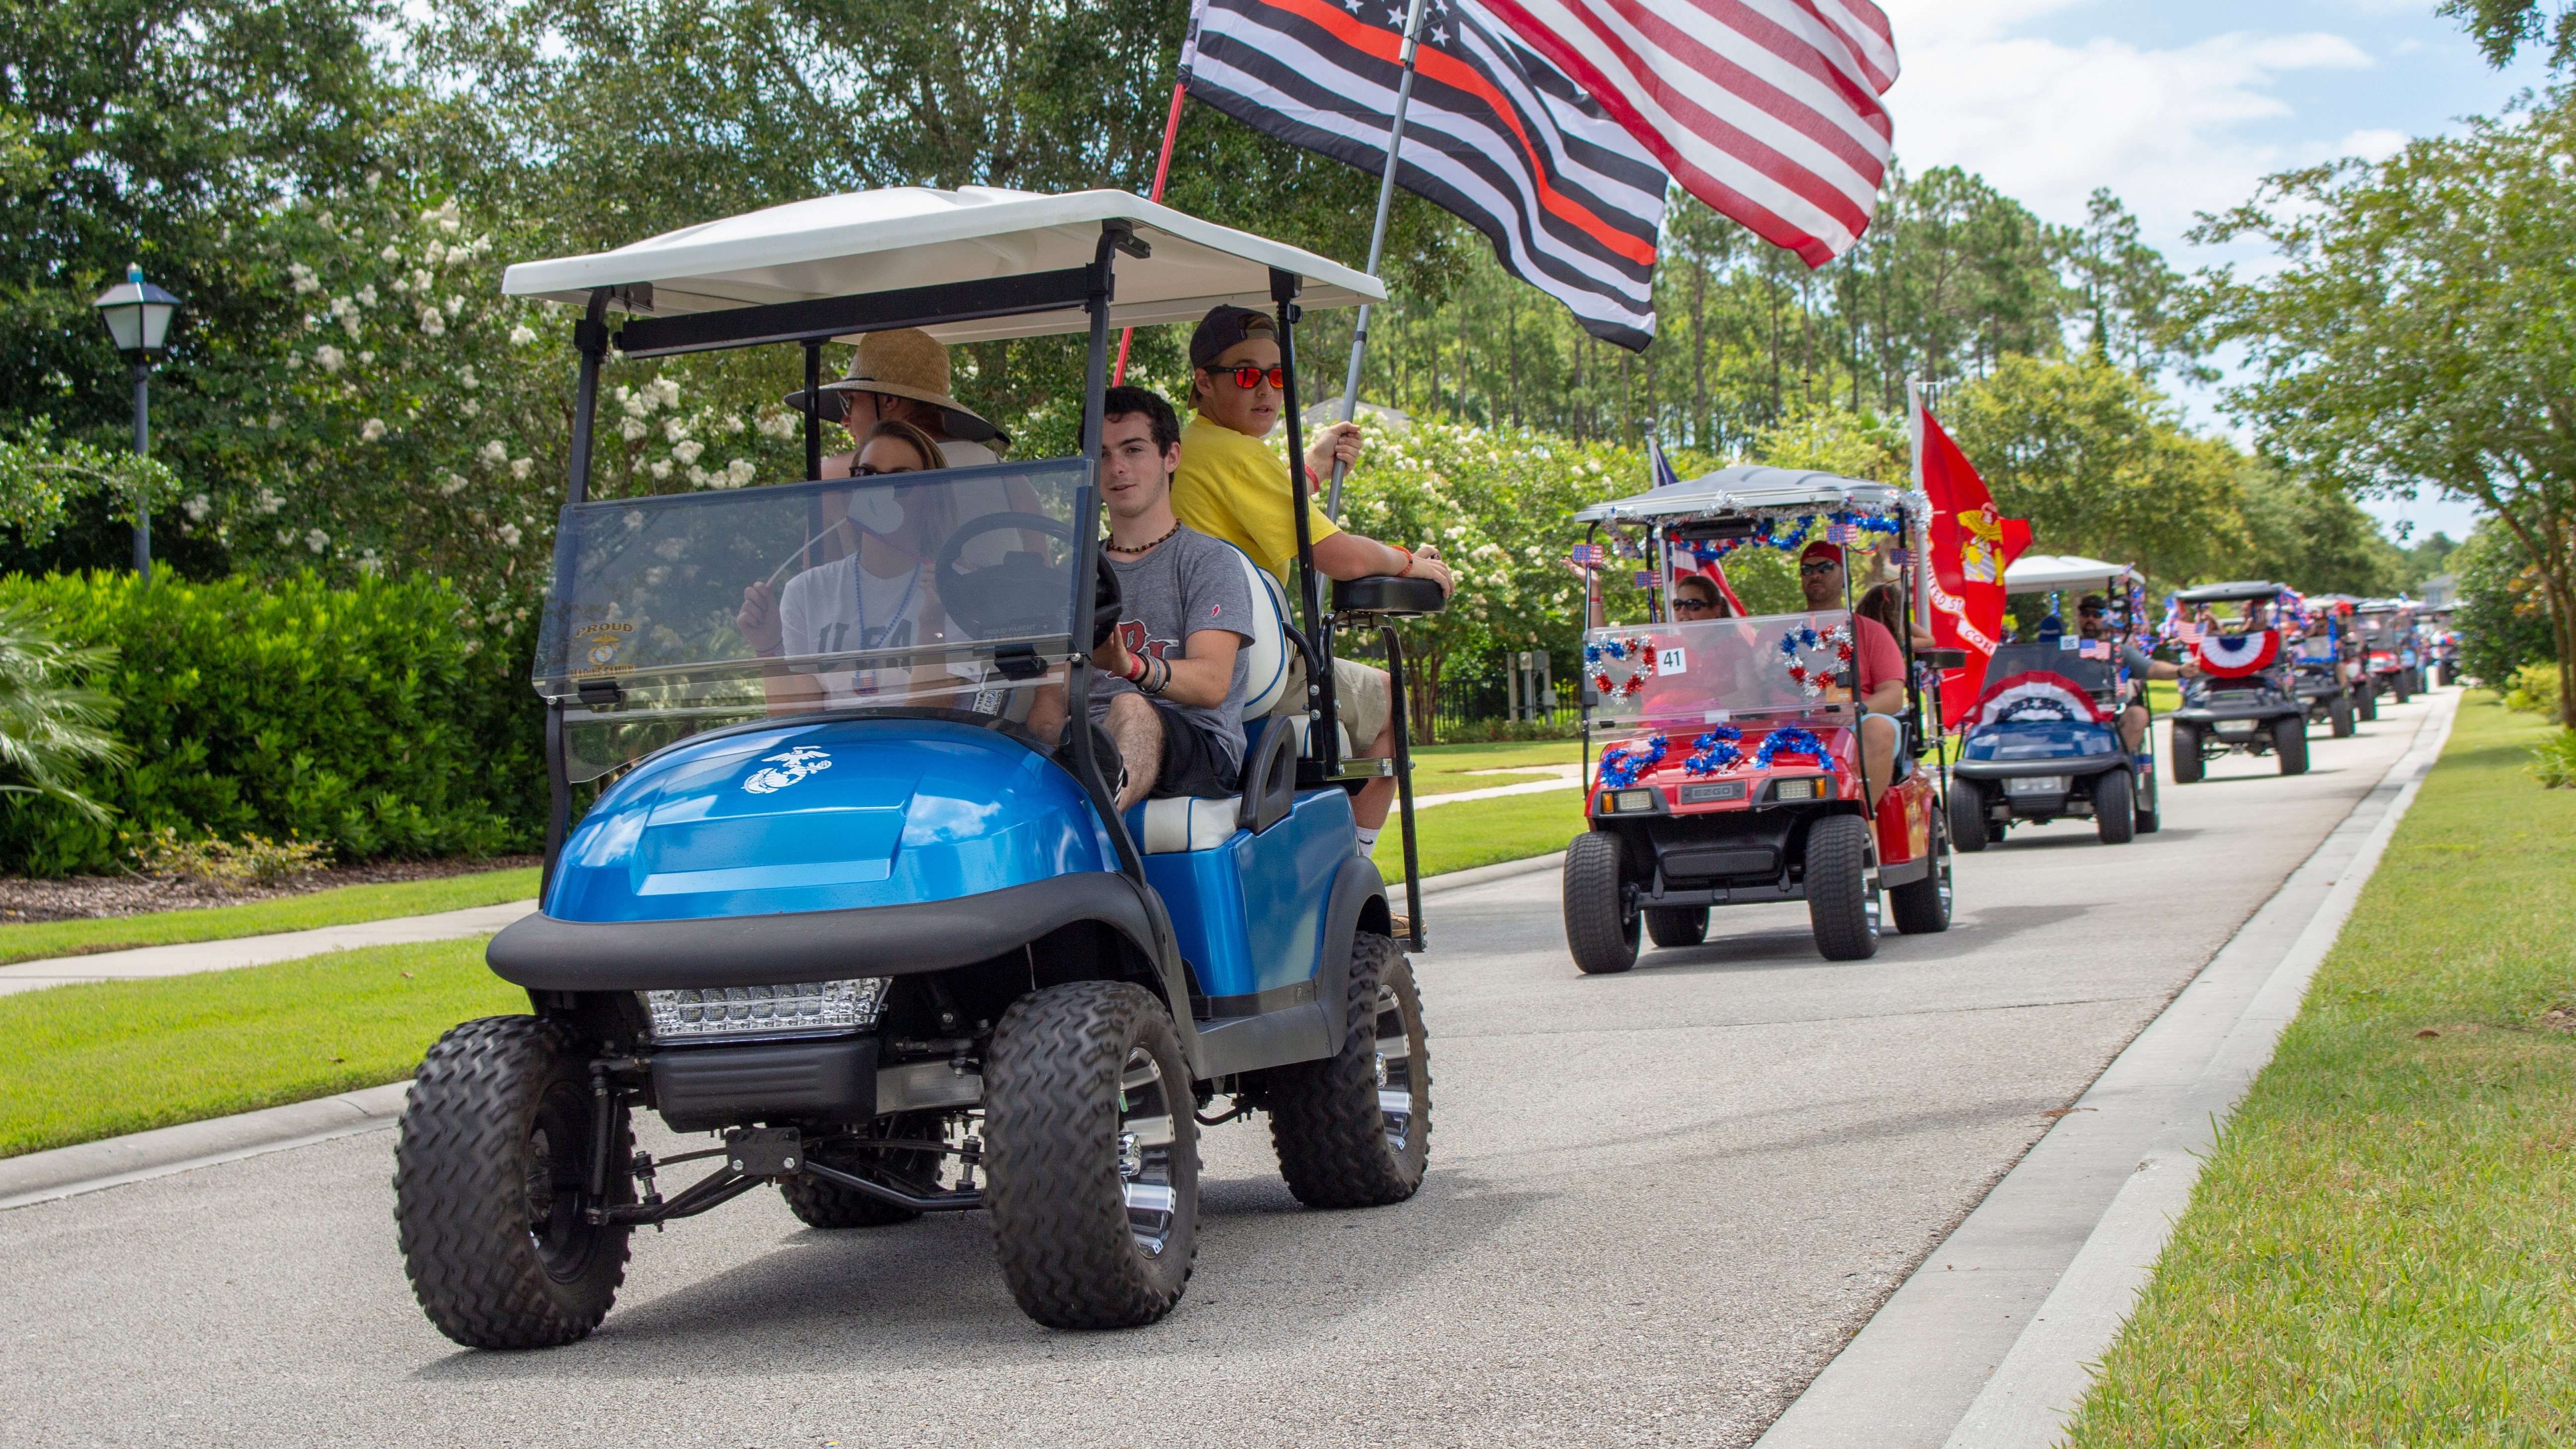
{"left": 0, "top": 696, "right": 2439, "bottom": 1448}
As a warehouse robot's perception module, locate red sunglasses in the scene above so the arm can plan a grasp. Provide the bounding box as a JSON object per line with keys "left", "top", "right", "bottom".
{"left": 1208, "top": 364, "right": 1288, "bottom": 391}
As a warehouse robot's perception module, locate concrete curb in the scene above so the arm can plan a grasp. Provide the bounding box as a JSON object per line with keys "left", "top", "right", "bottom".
{"left": 1409, "top": 850, "right": 1565, "bottom": 897}
{"left": 1, "top": 849, "right": 1574, "bottom": 1212}
{"left": 1940, "top": 690, "right": 2460, "bottom": 1447}
{"left": 1752, "top": 691, "right": 2462, "bottom": 1449}
{"left": 0, "top": 1081, "right": 411, "bottom": 1211}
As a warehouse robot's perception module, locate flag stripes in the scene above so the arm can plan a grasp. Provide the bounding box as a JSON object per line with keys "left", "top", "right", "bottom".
{"left": 1480, "top": 0, "right": 1897, "bottom": 265}
{"left": 1183, "top": 0, "right": 1667, "bottom": 348}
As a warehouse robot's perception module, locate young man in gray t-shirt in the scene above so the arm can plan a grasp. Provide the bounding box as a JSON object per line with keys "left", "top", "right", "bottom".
{"left": 1082, "top": 387, "right": 1257, "bottom": 810}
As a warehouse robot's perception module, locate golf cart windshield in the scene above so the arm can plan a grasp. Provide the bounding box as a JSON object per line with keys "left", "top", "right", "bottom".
{"left": 534, "top": 458, "right": 1086, "bottom": 782}
{"left": 1986, "top": 641, "right": 2116, "bottom": 699}
{"left": 1587, "top": 611, "right": 1862, "bottom": 729}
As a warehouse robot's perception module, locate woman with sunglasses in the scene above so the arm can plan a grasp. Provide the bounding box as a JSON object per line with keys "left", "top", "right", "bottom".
{"left": 737, "top": 419, "right": 960, "bottom": 710}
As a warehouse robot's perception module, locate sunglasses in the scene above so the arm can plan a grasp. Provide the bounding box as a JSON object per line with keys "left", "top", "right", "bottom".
{"left": 1672, "top": 597, "right": 1719, "bottom": 612}
{"left": 851, "top": 464, "right": 920, "bottom": 477}
{"left": 1798, "top": 560, "right": 1840, "bottom": 576}
{"left": 1207, "top": 364, "right": 1288, "bottom": 391}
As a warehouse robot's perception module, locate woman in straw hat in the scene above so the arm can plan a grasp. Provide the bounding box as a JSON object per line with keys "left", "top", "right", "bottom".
{"left": 785, "top": 327, "right": 1009, "bottom": 475}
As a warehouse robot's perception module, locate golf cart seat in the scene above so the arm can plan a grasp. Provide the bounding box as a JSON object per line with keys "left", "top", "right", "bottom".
{"left": 1131, "top": 541, "right": 1296, "bottom": 854}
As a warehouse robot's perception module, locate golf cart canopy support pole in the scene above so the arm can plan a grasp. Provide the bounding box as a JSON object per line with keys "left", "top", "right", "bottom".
{"left": 1274, "top": 267, "right": 1339, "bottom": 777}
{"left": 545, "top": 289, "right": 615, "bottom": 895}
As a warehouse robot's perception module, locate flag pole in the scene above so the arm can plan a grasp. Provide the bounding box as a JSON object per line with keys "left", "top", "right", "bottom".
{"left": 1908, "top": 377, "right": 1931, "bottom": 640}
{"left": 1325, "top": 0, "right": 1433, "bottom": 520}
{"left": 1113, "top": 80, "right": 1191, "bottom": 386}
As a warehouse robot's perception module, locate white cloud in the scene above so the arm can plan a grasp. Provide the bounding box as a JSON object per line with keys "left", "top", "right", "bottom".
{"left": 1879, "top": 0, "right": 2375, "bottom": 243}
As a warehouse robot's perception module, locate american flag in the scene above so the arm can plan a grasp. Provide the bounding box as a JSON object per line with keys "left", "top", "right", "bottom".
{"left": 1183, "top": 0, "right": 1669, "bottom": 347}
{"left": 1633, "top": 569, "right": 1654, "bottom": 588}
{"left": 1481, "top": 0, "right": 1898, "bottom": 265}
{"left": 1826, "top": 522, "right": 1861, "bottom": 546}
{"left": 1570, "top": 543, "right": 1605, "bottom": 567}
{"left": 2080, "top": 640, "right": 2111, "bottom": 661}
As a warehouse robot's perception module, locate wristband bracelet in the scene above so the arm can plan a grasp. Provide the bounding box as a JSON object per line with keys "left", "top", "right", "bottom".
{"left": 1124, "top": 652, "right": 1147, "bottom": 684}
{"left": 1396, "top": 551, "right": 1416, "bottom": 577}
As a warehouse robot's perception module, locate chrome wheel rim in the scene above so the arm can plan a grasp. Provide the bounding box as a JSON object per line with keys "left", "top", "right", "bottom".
{"left": 1116, "top": 1047, "right": 1180, "bottom": 1257}
{"left": 1373, "top": 982, "right": 1418, "bottom": 1156}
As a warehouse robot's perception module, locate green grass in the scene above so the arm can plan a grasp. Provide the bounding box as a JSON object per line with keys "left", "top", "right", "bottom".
{"left": 2147, "top": 678, "right": 2181, "bottom": 714}
{"left": 0, "top": 867, "right": 539, "bottom": 966}
{"left": 0, "top": 937, "right": 525, "bottom": 1159}
{"left": 2064, "top": 693, "right": 2576, "bottom": 1445}
{"left": 1376, "top": 786, "right": 1583, "bottom": 883}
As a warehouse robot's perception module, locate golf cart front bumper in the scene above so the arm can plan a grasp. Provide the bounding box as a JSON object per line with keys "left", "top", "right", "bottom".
{"left": 1953, "top": 755, "right": 2124, "bottom": 819}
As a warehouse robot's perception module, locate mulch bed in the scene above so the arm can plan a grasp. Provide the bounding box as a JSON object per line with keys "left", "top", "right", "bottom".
{"left": 0, "top": 855, "right": 543, "bottom": 924}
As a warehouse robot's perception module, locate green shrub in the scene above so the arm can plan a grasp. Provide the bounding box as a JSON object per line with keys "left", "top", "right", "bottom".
{"left": 2533, "top": 729, "right": 2576, "bottom": 789}
{"left": 2504, "top": 661, "right": 2561, "bottom": 716}
{"left": 1434, "top": 716, "right": 1581, "bottom": 744}
{"left": 132, "top": 824, "right": 331, "bottom": 886}
{"left": 0, "top": 572, "right": 544, "bottom": 875}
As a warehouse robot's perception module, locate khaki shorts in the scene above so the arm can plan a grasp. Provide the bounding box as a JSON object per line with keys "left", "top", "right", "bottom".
{"left": 1269, "top": 653, "right": 1393, "bottom": 756}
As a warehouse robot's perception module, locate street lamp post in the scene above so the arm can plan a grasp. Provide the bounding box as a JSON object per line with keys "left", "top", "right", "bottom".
{"left": 90, "top": 263, "right": 180, "bottom": 581}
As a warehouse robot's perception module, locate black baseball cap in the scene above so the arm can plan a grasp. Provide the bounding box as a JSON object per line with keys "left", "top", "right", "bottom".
{"left": 1190, "top": 305, "right": 1277, "bottom": 369}
{"left": 2078, "top": 594, "right": 2108, "bottom": 612}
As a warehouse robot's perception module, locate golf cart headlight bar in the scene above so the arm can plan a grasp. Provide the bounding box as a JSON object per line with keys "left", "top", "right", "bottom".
{"left": 1608, "top": 788, "right": 1659, "bottom": 813}
{"left": 641, "top": 978, "right": 889, "bottom": 1040}
{"left": 1769, "top": 776, "right": 1830, "bottom": 803}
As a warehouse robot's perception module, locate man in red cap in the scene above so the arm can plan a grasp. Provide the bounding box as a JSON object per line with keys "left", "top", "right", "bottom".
{"left": 1799, "top": 540, "right": 1906, "bottom": 808}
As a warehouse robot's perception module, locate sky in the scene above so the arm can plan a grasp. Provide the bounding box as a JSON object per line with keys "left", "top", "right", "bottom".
{"left": 1875, "top": 0, "right": 2554, "bottom": 546}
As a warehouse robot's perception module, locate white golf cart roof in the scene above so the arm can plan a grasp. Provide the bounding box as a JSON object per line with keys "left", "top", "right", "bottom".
{"left": 2003, "top": 554, "right": 2134, "bottom": 594}
{"left": 499, "top": 187, "right": 1387, "bottom": 344}
{"left": 2174, "top": 579, "right": 2288, "bottom": 604}
{"left": 1571, "top": 466, "right": 1905, "bottom": 524}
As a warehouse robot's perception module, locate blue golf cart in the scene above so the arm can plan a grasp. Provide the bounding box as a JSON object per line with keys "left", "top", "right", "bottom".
{"left": 1948, "top": 555, "right": 2157, "bottom": 849}
{"left": 392, "top": 188, "right": 1445, "bottom": 1344}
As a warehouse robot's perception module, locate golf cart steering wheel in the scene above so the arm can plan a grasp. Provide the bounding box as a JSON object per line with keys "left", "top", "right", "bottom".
{"left": 931, "top": 512, "right": 1123, "bottom": 648}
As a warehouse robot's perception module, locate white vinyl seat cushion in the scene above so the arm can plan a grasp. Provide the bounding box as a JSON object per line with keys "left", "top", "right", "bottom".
{"left": 1232, "top": 544, "right": 1292, "bottom": 718}
{"left": 1135, "top": 795, "right": 1241, "bottom": 854}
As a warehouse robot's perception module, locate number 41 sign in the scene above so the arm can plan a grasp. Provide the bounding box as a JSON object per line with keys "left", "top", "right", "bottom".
{"left": 1656, "top": 646, "right": 1688, "bottom": 675}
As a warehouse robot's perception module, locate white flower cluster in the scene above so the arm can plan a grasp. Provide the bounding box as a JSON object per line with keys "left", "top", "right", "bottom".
{"left": 441, "top": 473, "right": 470, "bottom": 495}
{"left": 418, "top": 305, "right": 445, "bottom": 337}
{"left": 685, "top": 459, "right": 759, "bottom": 488}
{"left": 756, "top": 412, "right": 800, "bottom": 439}
{"left": 360, "top": 417, "right": 387, "bottom": 442}
{"left": 478, "top": 439, "right": 509, "bottom": 467}
{"left": 288, "top": 263, "right": 321, "bottom": 296}
{"left": 509, "top": 324, "right": 538, "bottom": 347}
{"left": 497, "top": 522, "right": 522, "bottom": 547}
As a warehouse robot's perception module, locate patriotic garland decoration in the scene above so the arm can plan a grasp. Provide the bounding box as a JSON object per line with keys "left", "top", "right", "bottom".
{"left": 1597, "top": 733, "right": 1668, "bottom": 789}
{"left": 1968, "top": 671, "right": 2116, "bottom": 729}
{"left": 1684, "top": 725, "right": 1743, "bottom": 775}
{"left": 2191, "top": 631, "right": 2280, "bottom": 679}
{"left": 1663, "top": 509, "right": 1906, "bottom": 563}
{"left": 1778, "top": 622, "right": 1855, "bottom": 697}
{"left": 1753, "top": 726, "right": 1834, "bottom": 773}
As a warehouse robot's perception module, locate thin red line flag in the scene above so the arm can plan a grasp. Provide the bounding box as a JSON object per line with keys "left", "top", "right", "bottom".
{"left": 1479, "top": 0, "right": 1898, "bottom": 265}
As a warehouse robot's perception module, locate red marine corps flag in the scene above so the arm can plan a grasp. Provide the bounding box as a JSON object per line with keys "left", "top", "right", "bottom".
{"left": 1914, "top": 386, "right": 2030, "bottom": 727}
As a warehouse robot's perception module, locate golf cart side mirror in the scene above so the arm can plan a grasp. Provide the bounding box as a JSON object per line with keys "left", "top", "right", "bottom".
{"left": 1334, "top": 574, "right": 1447, "bottom": 619}
{"left": 1921, "top": 648, "right": 1967, "bottom": 669}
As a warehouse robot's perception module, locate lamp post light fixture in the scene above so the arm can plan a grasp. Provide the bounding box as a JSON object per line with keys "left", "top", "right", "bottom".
{"left": 91, "top": 262, "right": 181, "bottom": 581}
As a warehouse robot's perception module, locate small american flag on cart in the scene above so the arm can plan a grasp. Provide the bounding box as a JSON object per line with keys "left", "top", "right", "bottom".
{"left": 2080, "top": 640, "right": 2111, "bottom": 660}
{"left": 1569, "top": 543, "right": 1604, "bottom": 568}
{"left": 1826, "top": 522, "right": 1862, "bottom": 546}
{"left": 1632, "top": 570, "right": 1655, "bottom": 588}
{"left": 1885, "top": 547, "right": 1910, "bottom": 564}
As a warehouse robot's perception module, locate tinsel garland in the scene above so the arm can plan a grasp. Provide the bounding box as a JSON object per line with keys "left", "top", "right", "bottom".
{"left": 1596, "top": 733, "right": 1669, "bottom": 789}
{"left": 1777, "top": 622, "right": 1855, "bottom": 696}
{"left": 1684, "top": 725, "right": 1743, "bottom": 775}
{"left": 1753, "top": 726, "right": 1834, "bottom": 773}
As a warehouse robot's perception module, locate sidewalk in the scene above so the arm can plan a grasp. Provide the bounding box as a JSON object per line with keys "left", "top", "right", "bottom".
{"left": 0, "top": 899, "right": 536, "bottom": 997}
{"left": 1754, "top": 690, "right": 2461, "bottom": 1449}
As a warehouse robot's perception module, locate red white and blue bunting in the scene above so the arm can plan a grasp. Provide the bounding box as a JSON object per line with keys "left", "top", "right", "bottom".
{"left": 2191, "top": 631, "right": 2280, "bottom": 679}
{"left": 1969, "top": 671, "right": 2115, "bottom": 728}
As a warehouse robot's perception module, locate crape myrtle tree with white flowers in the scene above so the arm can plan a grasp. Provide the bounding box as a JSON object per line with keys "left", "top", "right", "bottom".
{"left": 189, "top": 176, "right": 818, "bottom": 639}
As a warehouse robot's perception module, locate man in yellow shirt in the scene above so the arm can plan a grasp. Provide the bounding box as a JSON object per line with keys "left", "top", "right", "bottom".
{"left": 1171, "top": 305, "right": 1454, "bottom": 859}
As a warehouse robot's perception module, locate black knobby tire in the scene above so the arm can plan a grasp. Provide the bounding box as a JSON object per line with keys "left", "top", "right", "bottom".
{"left": 983, "top": 981, "right": 1200, "bottom": 1330}
{"left": 393, "top": 1016, "right": 633, "bottom": 1350}
{"left": 1805, "top": 814, "right": 1879, "bottom": 962}
{"left": 2358, "top": 686, "right": 2378, "bottom": 722}
{"left": 779, "top": 1112, "right": 949, "bottom": 1228}
{"left": 2094, "top": 769, "right": 2136, "bottom": 845}
{"left": 1264, "top": 932, "right": 1433, "bottom": 1210}
{"left": 1644, "top": 906, "right": 1709, "bottom": 948}
{"left": 1562, "top": 832, "right": 1639, "bottom": 975}
{"left": 1888, "top": 810, "right": 1951, "bottom": 935}
{"left": 1947, "top": 781, "right": 1989, "bottom": 853}
{"left": 2329, "top": 696, "right": 2354, "bottom": 738}
{"left": 2274, "top": 716, "right": 2309, "bottom": 776}
{"left": 2170, "top": 723, "right": 2205, "bottom": 784}
{"left": 2134, "top": 762, "right": 2161, "bottom": 834}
